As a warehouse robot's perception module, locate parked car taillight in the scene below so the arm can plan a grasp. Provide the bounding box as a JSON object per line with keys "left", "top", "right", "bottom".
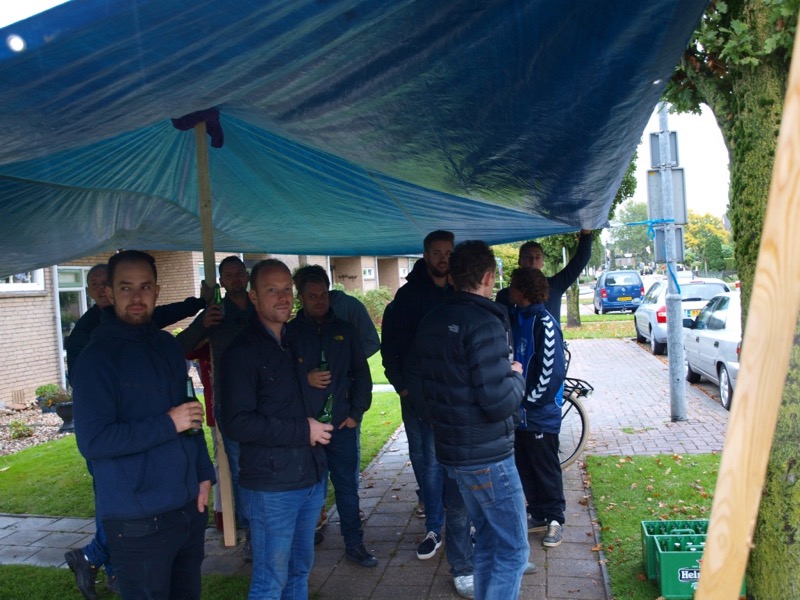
{"left": 656, "top": 306, "right": 667, "bottom": 323}
{"left": 640, "top": 285, "right": 645, "bottom": 295}
{"left": 601, "top": 288, "right": 607, "bottom": 299}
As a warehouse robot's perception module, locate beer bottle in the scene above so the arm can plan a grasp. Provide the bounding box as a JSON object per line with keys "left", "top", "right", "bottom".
{"left": 316, "top": 348, "right": 333, "bottom": 423}
{"left": 184, "top": 376, "right": 202, "bottom": 436}
{"left": 214, "top": 284, "right": 225, "bottom": 316}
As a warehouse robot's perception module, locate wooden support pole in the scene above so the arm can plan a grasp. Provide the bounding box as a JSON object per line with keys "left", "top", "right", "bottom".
{"left": 194, "top": 122, "right": 237, "bottom": 548}
{"left": 694, "top": 17, "right": 800, "bottom": 599}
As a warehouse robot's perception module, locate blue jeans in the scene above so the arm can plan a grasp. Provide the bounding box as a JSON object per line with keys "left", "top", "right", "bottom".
{"left": 419, "top": 420, "right": 444, "bottom": 534}
{"left": 443, "top": 470, "right": 473, "bottom": 577}
{"left": 83, "top": 463, "right": 113, "bottom": 576}
{"left": 323, "top": 424, "right": 363, "bottom": 549}
{"left": 400, "top": 395, "right": 425, "bottom": 505}
{"left": 240, "top": 480, "right": 325, "bottom": 600}
{"left": 213, "top": 405, "right": 248, "bottom": 530}
{"left": 445, "top": 455, "right": 529, "bottom": 600}
{"left": 103, "top": 500, "right": 207, "bottom": 600}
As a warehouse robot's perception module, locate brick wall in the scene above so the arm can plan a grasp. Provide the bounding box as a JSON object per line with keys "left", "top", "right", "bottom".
{"left": 0, "top": 268, "right": 62, "bottom": 406}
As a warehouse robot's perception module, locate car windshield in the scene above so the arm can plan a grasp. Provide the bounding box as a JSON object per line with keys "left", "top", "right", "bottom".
{"left": 606, "top": 273, "right": 640, "bottom": 286}
{"left": 680, "top": 283, "right": 728, "bottom": 301}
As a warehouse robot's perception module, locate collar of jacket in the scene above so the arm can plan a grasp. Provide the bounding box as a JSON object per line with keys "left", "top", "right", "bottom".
{"left": 406, "top": 257, "right": 450, "bottom": 291}
{"left": 97, "top": 305, "right": 160, "bottom": 340}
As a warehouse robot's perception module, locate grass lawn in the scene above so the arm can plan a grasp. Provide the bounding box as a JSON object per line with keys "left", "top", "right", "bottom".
{"left": 585, "top": 452, "right": 721, "bottom": 600}
{"left": 562, "top": 313, "right": 636, "bottom": 340}
{"left": 368, "top": 350, "right": 388, "bottom": 385}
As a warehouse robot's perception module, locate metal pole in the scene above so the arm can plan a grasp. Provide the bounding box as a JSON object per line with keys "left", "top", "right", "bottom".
{"left": 658, "top": 103, "right": 686, "bottom": 421}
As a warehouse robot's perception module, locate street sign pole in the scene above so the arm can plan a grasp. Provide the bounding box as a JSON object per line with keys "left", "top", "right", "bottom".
{"left": 658, "top": 103, "right": 687, "bottom": 421}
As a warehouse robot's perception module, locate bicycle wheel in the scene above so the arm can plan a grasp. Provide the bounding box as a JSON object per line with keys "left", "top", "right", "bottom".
{"left": 559, "top": 395, "right": 589, "bottom": 469}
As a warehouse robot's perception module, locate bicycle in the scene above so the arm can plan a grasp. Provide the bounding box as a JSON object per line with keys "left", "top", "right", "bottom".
{"left": 559, "top": 343, "right": 593, "bottom": 469}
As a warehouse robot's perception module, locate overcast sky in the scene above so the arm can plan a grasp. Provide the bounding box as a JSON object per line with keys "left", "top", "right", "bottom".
{"left": 631, "top": 105, "right": 730, "bottom": 219}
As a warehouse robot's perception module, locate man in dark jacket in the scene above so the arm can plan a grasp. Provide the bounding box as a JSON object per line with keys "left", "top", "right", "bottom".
{"left": 72, "top": 251, "right": 215, "bottom": 600}
{"left": 496, "top": 230, "right": 593, "bottom": 319}
{"left": 219, "top": 259, "right": 333, "bottom": 599}
{"left": 416, "top": 240, "right": 529, "bottom": 600}
{"left": 64, "top": 260, "right": 210, "bottom": 600}
{"left": 286, "top": 269, "right": 376, "bottom": 567}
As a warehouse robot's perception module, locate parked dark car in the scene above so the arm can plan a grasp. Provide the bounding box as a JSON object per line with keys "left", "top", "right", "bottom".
{"left": 683, "top": 291, "right": 741, "bottom": 410}
{"left": 593, "top": 270, "right": 644, "bottom": 314}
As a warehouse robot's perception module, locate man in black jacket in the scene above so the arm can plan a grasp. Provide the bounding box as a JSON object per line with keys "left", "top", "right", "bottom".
{"left": 495, "top": 230, "right": 593, "bottom": 319}
{"left": 219, "top": 259, "right": 333, "bottom": 599}
{"left": 416, "top": 240, "right": 529, "bottom": 600}
{"left": 286, "top": 269, "right": 376, "bottom": 567}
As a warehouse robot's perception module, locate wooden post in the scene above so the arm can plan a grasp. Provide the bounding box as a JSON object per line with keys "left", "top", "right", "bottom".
{"left": 694, "top": 18, "right": 800, "bottom": 599}
{"left": 194, "top": 122, "right": 237, "bottom": 548}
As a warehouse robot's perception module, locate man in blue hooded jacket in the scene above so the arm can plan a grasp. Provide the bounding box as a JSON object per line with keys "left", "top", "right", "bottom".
{"left": 72, "top": 250, "right": 215, "bottom": 600}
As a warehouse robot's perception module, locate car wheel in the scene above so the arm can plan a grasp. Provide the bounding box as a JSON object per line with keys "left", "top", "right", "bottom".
{"left": 685, "top": 358, "right": 701, "bottom": 383}
{"left": 599, "top": 304, "right": 605, "bottom": 315}
{"left": 719, "top": 365, "right": 733, "bottom": 410}
{"left": 635, "top": 321, "right": 646, "bottom": 343}
{"left": 593, "top": 303, "right": 598, "bottom": 315}
{"left": 649, "top": 329, "right": 665, "bottom": 355}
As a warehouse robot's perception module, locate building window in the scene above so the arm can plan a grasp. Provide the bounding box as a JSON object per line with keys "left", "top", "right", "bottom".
{"left": 399, "top": 267, "right": 408, "bottom": 277}
{"left": 0, "top": 269, "right": 45, "bottom": 292}
{"left": 362, "top": 267, "right": 375, "bottom": 280}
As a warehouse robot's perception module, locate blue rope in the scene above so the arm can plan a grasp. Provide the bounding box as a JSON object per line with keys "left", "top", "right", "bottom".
{"left": 620, "top": 218, "right": 681, "bottom": 294}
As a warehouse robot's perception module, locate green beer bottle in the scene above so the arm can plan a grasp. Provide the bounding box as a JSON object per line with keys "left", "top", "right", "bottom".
{"left": 184, "top": 376, "right": 202, "bottom": 436}
{"left": 214, "top": 284, "right": 224, "bottom": 316}
{"left": 316, "top": 349, "right": 333, "bottom": 423}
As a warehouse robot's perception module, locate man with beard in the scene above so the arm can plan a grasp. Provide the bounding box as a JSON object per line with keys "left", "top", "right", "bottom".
{"left": 72, "top": 250, "right": 215, "bottom": 599}
{"left": 382, "top": 230, "right": 475, "bottom": 598}
{"left": 220, "top": 259, "right": 332, "bottom": 599}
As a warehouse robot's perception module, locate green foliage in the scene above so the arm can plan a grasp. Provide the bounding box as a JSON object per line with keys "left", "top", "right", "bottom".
{"left": 684, "top": 211, "right": 732, "bottom": 271}
{"left": 586, "top": 453, "right": 720, "bottom": 600}
{"left": 8, "top": 420, "right": 33, "bottom": 440}
{"left": 344, "top": 286, "right": 393, "bottom": 325}
{"left": 34, "top": 383, "right": 60, "bottom": 398}
{"left": 608, "top": 201, "right": 651, "bottom": 263}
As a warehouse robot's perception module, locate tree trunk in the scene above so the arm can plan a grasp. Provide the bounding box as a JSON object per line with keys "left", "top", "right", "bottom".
{"left": 565, "top": 280, "right": 581, "bottom": 328}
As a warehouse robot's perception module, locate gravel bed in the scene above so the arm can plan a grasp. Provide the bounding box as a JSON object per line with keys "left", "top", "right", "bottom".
{"left": 0, "top": 407, "right": 69, "bottom": 456}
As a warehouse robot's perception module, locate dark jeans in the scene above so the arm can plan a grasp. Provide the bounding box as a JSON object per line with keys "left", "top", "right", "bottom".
{"left": 213, "top": 404, "right": 248, "bottom": 530}
{"left": 514, "top": 430, "right": 565, "bottom": 524}
{"left": 400, "top": 395, "right": 425, "bottom": 505}
{"left": 323, "top": 424, "right": 363, "bottom": 549}
{"left": 443, "top": 470, "right": 473, "bottom": 578}
{"left": 83, "top": 464, "right": 113, "bottom": 575}
{"left": 103, "top": 500, "right": 207, "bottom": 600}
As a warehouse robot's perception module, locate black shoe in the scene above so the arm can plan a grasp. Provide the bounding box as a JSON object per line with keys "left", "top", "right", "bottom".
{"left": 242, "top": 538, "right": 253, "bottom": 563}
{"left": 65, "top": 549, "right": 98, "bottom": 600}
{"left": 345, "top": 545, "right": 378, "bottom": 568}
{"left": 416, "top": 531, "right": 442, "bottom": 560}
{"left": 527, "top": 515, "right": 548, "bottom": 533}
{"left": 105, "top": 574, "right": 120, "bottom": 595}
{"left": 314, "top": 531, "right": 324, "bottom": 545}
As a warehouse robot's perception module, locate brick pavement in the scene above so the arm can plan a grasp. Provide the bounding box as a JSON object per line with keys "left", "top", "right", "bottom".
{"left": 0, "top": 338, "right": 730, "bottom": 599}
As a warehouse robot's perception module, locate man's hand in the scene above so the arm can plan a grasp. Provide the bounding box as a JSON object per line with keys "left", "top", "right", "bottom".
{"left": 197, "top": 480, "right": 212, "bottom": 512}
{"left": 168, "top": 401, "right": 205, "bottom": 433}
{"left": 307, "top": 368, "right": 332, "bottom": 389}
{"left": 202, "top": 304, "right": 224, "bottom": 328}
{"left": 338, "top": 417, "right": 358, "bottom": 430}
{"left": 308, "top": 418, "right": 334, "bottom": 446}
{"left": 200, "top": 281, "right": 215, "bottom": 305}
{"left": 510, "top": 360, "right": 524, "bottom": 375}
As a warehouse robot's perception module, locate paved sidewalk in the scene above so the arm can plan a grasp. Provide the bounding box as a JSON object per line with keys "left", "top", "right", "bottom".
{"left": 0, "top": 338, "right": 730, "bottom": 599}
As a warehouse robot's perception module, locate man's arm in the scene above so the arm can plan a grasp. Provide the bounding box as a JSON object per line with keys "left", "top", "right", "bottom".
{"left": 175, "top": 311, "right": 211, "bottom": 354}
{"left": 548, "top": 230, "right": 593, "bottom": 296}
{"left": 380, "top": 301, "right": 407, "bottom": 394}
{"left": 153, "top": 297, "right": 207, "bottom": 330}
{"left": 347, "top": 330, "right": 373, "bottom": 423}
{"left": 332, "top": 292, "right": 381, "bottom": 358}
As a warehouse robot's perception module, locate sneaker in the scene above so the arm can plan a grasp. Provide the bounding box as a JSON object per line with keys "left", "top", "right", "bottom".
{"left": 65, "top": 549, "right": 98, "bottom": 600}
{"left": 453, "top": 574, "right": 474, "bottom": 599}
{"left": 527, "top": 515, "right": 548, "bottom": 533}
{"left": 359, "top": 509, "right": 366, "bottom": 522}
{"left": 416, "top": 531, "right": 442, "bottom": 560}
{"left": 345, "top": 544, "right": 379, "bottom": 568}
{"left": 543, "top": 520, "right": 563, "bottom": 547}
{"left": 414, "top": 503, "right": 426, "bottom": 518}
{"left": 314, "top": 531, "right": 324, "bottom": 545}
{"left": 105, "top": 574, "right": 120, "bottom": 595}
{"left": 524, "top": 561, "right": 537, "bottom": 574}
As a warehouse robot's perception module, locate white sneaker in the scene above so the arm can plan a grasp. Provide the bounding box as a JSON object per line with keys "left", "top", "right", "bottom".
{"left": 453, "top": 574, "right": 474, "bottom": 599}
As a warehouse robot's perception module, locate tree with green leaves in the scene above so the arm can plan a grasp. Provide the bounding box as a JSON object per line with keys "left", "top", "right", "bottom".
{"left": 663, "top": 1, "right": 799, "bottom": 594}
{"left": 684, "top": 210, "right": 733, "bottom": 272}
{"left": 607, "top": 201, "right": 652, "bottom": 267}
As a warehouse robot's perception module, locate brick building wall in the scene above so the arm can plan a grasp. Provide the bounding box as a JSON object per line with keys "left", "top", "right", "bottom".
{"left": 0, "top": 268, "right": 62, "bottom": 407}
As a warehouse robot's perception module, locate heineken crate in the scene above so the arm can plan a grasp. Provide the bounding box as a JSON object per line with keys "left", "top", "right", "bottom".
{"left": 654, "top": 534, "right": 746, "bottom": 599}
{"left": 640, "top": 519, "right": 708, "bottom": 580}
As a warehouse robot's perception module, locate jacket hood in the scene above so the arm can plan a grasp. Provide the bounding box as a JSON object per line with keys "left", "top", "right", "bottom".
{"left": 405, "top": 258, "right": 434, "bottom": 287}
{"left": 449, "top": 291, "right": 510, "bottom": 325}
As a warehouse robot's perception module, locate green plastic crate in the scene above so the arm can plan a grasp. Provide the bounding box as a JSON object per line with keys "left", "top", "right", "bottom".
{"left": 640, "top": 519, "right": 708, "bottom": 580}
{"left": 654, "top": 534, "right": 746, "bottom": 599}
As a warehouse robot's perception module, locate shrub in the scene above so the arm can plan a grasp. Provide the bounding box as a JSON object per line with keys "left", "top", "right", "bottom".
{"left": 342, "top": 286, "right": 393, "bottom": 325}
{"left": 9, "top": 420, "right": 33, "bottom": 440}
{"left": 34, "top": 384, "right": 60, "bottom": 398}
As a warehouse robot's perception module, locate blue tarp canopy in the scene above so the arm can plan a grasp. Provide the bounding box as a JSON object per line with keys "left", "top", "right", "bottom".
{"left": 0, "top": 0, "right": 707, "bottom": 275}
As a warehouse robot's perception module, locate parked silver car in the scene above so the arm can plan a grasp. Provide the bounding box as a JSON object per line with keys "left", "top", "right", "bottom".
{"left": 634, "top": 277, "right": 730, "bottom": 355}
{"left": 682, "top": 292, "right": 741, "bottom": 410}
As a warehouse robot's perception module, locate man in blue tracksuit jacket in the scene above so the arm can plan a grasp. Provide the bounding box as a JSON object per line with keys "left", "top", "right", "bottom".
{"left": 72, "top": 250, "right": 215, "bottom": 600}
{"left": 509, "top": 267, "right": 568, "bottom": 549}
